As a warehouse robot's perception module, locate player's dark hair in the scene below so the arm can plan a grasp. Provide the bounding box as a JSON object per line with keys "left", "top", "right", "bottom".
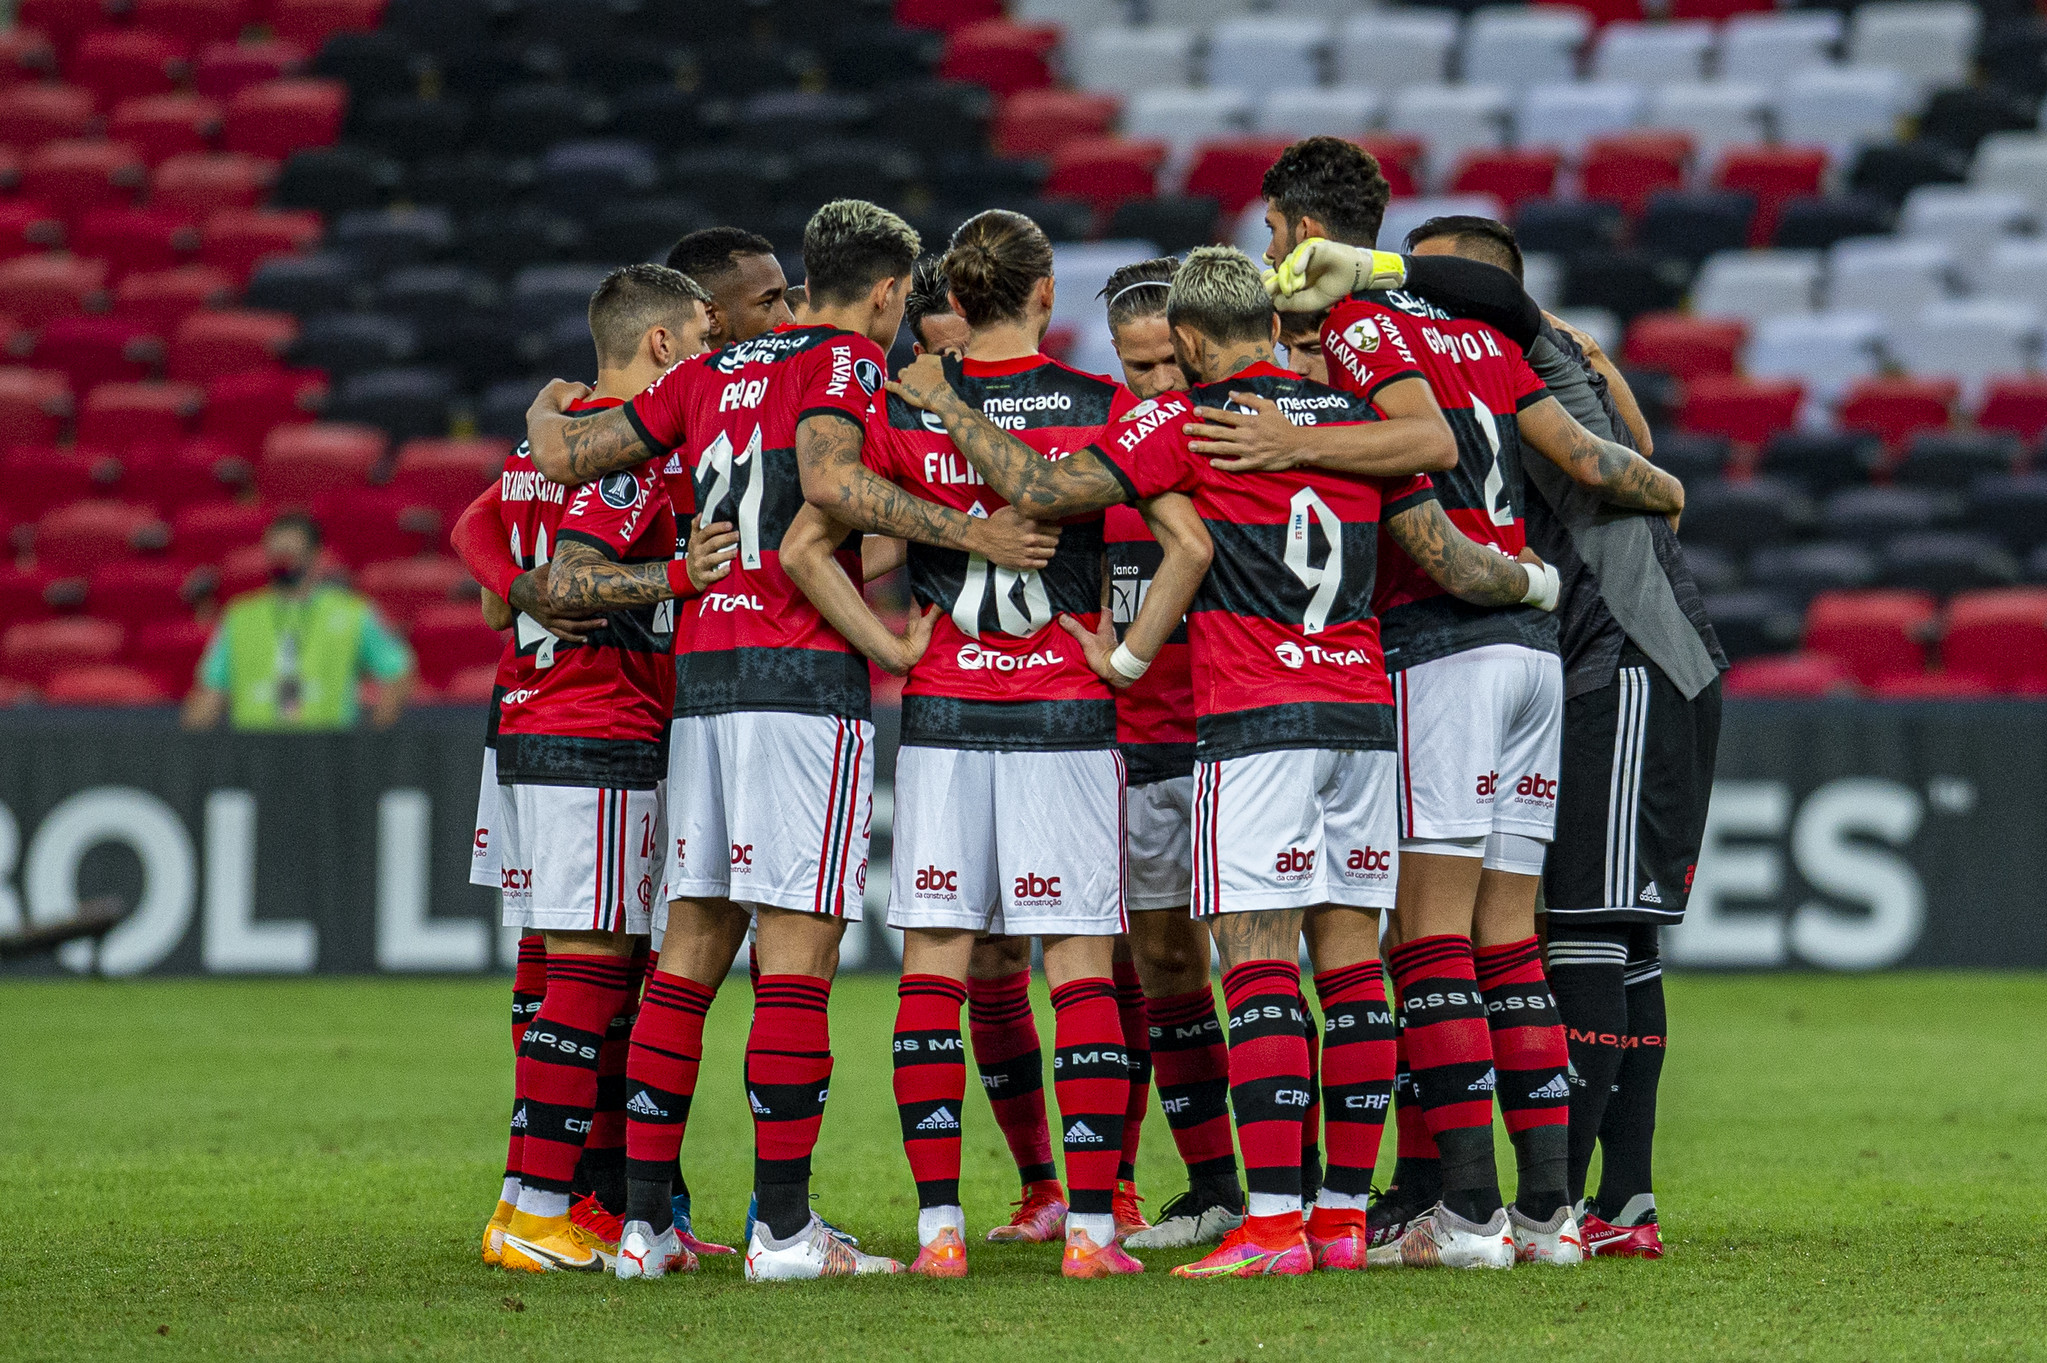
{"left": 1166, "top": 246, "right": 1275, "bottom": 347}
{"left": 944, "top": 209, "right": 1054, "bottom": 328}
{"left": 1099, "top": 256, "right": 1179, "bottom": 335}
{"left": 1261, "top": 136, "right": 1391, "bottom": 248}
{"left": 1277, "top": 304, "right": 1331, "bottom": 341}
{"left": 1406, "top": 214, "right": 1525, "bottom": 283}
{"left": 802, "top": 199, "right": 921, "bottom": 308}
{"left": 266, "top": 508, "right": 321, "bottom": 548}
{"left": 587, "top": 263, "right": 710, "bottom": 369}
{"left": 664, "top": 226, "right": 777, "bottom": 291}
{"left": 903, "top": 256, "right": 954, "bottom": 347}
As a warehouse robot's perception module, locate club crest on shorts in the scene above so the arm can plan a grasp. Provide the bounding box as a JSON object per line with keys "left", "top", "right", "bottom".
{"left": 599, "top": 471, "right": 641, "bottom": 510}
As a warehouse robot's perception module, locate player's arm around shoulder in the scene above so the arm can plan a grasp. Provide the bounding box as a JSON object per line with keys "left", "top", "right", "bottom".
{"left": 525, "top": 380, "right": 657, "bottom": 485}
{"left": 545, "top": 538, "right": 682, "bottom": 613}
{"left": 781, "top": 503, "right": 937, "bottom": 676}
{"left": 1384, "top": 495, "right": 1558, "bottom": 610}
{"left": 1189, "top": 374, "right": 1457, "bottom": 477}
{"left": 1515, "top": 394, "right": 1684, "bottom": 517}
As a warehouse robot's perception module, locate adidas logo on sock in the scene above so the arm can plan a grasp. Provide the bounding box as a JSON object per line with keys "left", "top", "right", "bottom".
{"left": 626, "top": 1089, "right": 666, "bottom": 1118}
{"left": 916, "top": 1106, "right": 960, "bottom": 1132}
{"left": 1638, "top": 881, "right": 1663, "bottom": 905}
{"left": 1467, "top": 1068, "right": 1497, "bottom": 1093}
{"left": 1530, "top": 1074, "right": 1570, "bottom": 1100}
{"left": 1065, "top": 1120, "right": 1104, "bottom": 1145}
{"left": 510, "top": 1105, "right": 527, "bottom": 1129}
{"left": 748, "top": 1091, "right": 771, "bottom": 1116}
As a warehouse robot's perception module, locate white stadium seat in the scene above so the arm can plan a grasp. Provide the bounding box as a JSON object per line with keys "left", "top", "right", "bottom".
{"left": 1268, "top": 0, "right": 1364, "bottom": 16}
{"left": 1067, "top": 26, "right": 1198, "bottom": 96}
{"left": 1900, "top": 186, "right": 2035, "bottom": 285}
{"left": 1887, "top": 299, "right": 2040, "bottom": 397}
{"left": 1387, "top": 83, "right": 1510, "bottom": 187}
{"left": 1521, "top": 252, "right": 1563, "bottom": 311}
{"left": 1591, "top": 21, "right": 1715, "bottom": 84}
{"left": 1969, "top": 132, "right": 2047, "bottom": 218}
{"left": 1515, "top": 81, "right": 1643, "bottom": 159}
{"left": 1826, "top": 236, "right": 1956, "bottom": 328}
{"left": 1145, "top": 0, "right": 1254, "bottom": 24}
{"left": 1719, "top": 11, "right": 1842, "bottom": 87}
{"left": 1051, "top": 241, "right": 1159, "bottom": 340}
{"left": 1333, "top": 9, "right": 1460, "bottom": 93}
{"left": 1232, "top": 198, "right": 1270, "bottom": 259}
{"left": 1552, "top": 307, "right": 1620, "bottom": 356}
{"left": 1644, "top": 82, "right": 1771, "bottom": 167}
{"left": 1461, "top": 7, "right": 1590, "bottom": 91}
{"left": 1123, "top": 87, "right": 1255, "bottom": 161}
{"left": 1203, "top": 16, "right": 1330, "bottom": 96}
{"left": 1013, "top": 0, "right": 1133, "bottom": 30}
{"left": 1847, "top": 1, "right": 1980, "bottom": 95}
{"left": 1380, "top": 194, "right": 1504, "bottom": 254}
{"left": 1255, "top": 86, "right": 1384, "bottom": 140}
{"left": 1772, "top": 65, "right": 1913, "bottom": 160}
{"left": 1744, "top": 310, "right": 1886, "bottom": 403}
{"left": 1974, "top": 237, "right": 2047, "bottom": 313}
{"left": 1692, "top": 250, "right": 1823, "bottom": 325}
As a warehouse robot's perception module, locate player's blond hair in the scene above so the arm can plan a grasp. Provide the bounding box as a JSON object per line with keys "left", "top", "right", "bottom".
{"left": 802, "top": 199, "right": 921, "bottom": 307}
{"left": 587, "top": 263, "right": 710, "bottom": 369}
{"left": 1165, "top": 246, "right": 1275, "bottom": 346}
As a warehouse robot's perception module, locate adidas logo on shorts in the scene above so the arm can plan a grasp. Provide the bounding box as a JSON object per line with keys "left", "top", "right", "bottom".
{"left": 1530, "top": 1074, "right": 1570, "bottom": 1100}
{"left": 916, "top": 1106, "right": 960, "bottom": 1132}
{"left": 1064, "top": 1120, "right": 1104, "bottom": 1145}
{"left": 1639, "top": 881, "right": 1663, "bottom": 905}
{"left": 626, "top": 1089, "right": 667, "bottom": 1118}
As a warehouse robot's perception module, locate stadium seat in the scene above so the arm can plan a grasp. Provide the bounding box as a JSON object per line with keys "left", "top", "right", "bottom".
{"left": 1182, "top": 138, "right": 1292, "bottom": 215}
{"left": 26, "top": 317, "right": 164, "bottom": 393}
{"left": 1678, "top": 476, "right": 1812, "bottom": 552}
{"left": 271, "top": 145, "right": 398, "bottom": 214}
{"left": 0, "top": 617, "right": 125, "bottom": 686}
{"left": 0, "top": 254, "right": 108, "bottom": 328}
{"left": 1919, "top": 86, "right": 2035, "bottom": 158}
{"left": 1122, "top": 90, "right": 1254, "bottom": 161}
{"left": 200, "top": 368, "right": 324, "bottom": 451}
{"left": 1701, "top": 589, "right": 1805, "bottom": 659}
{"left": 1942, "top": 587, "right": 2047, "bottom": 691}
{"left": 169, "top": 499, "right": 272, "bottom": 564}
{"left": 0, "top": 23, "right": 58, "bottom": 78}
{"left": 1847, "top": 1, "right": 1979, "bottom": 96}
{"left": 70, "top": 206, "right": 199, "bottom": 278}
{"left": 1203, "top": 16, "right": 1327, "bottom": 95}
{"left": 1623, "top": 313, "right": 1743, "bottom": 378}
{"left": 126, "top": 615, "right": 212, "bottom": 695}
{"left": 76, "top": 381, "right": 203, "bottom": 447}
{"left": 1332, "top": 10, "right": 1457, "bottom": 92}
{"left": 151, "top": 151, "right": 276, "bottom": 216}
{"left": 1355, "top": 133, "right": 1425, "bottom": 198}
{"left": 83, "top": 559, "right": 200, "bottom": 628}
{"left": 43, "top": 663, "right": 172, "bottom": 705}
{"left": 20, "top": 139, "right": 148, "bottom": 220}
{"left": 310, "top": 484, "right": 434, "bottom": 566}
{"left": 1066, "top": 25, "right": 1194, "bottom": 98}
{"left": 354, "top": 93, "right": 468, "bottom": 162}
{"left": 1772, "top": 66, "right": 1912, "bottom": 161}
{"left": 1105, "top": 196, "right": 1219, "bottom": 256}
{"left": 938, "top": 20, "right": 1058, "bottom": 97}
{"left": 133, "top": 0, "right": 251, "bottom": 47}
{"left": 1714, "top": 147, "right": 1830, "bottom": 245}
{"left": 1449, "top": 150, "right": 1561, "bottom": 214}
{"left": 309, "top": 28, "right": 419, "bottom": 103}
{"left": 1888, "top": 300, "right": 2041, "bottom": 399}
{"left": 1651, "top": 431, "right": 1732, "bottom": 486}
{"left": 0, "top": 199, "right": 63, "bottom": 263}
{"left": 167, "top": 309, "right": 296, "bottom": 382}
{"left": 1900, "top": 187, "right": 2033, "bottom": 285}
{"left": 1634, "top": 189, "right": 1753, "bottom": 263}
{"left": 32, "top": 500, "right": 168, "bottom": 572}
{"left": 387, "top": 436, "right": 507, "bottom": 521}
{"left": 1389, "top": 84, "right": 1511, "bottom": 187}
{"left": 1643, "top": 82, "right": 1770, "bottom": 168}
{"left": 1043, "top": 137, "right": 1165, "bottom": 215}
{"left": 1558, "top": 250, "right": 1686, "bottom": 321}
{"left": 1880, "top": 530, "right": 2020, "bottom": 594}
{"left": 1691, "top": 250, "right": 1820, "bottom": 325}
{"left": 325, "top": 366, "right": 452, "bottom": 443}
{"left": 197, "top": 208, "right": 322, "bottom": 283}
{"left": 0, "top": 84, "right": 95, "bottom": 148}
{"left": 326, "top": 205, "right": 453, "bottom": 272}
{"left": 1847, "top": 139, "right": 1969, "bottom": 208}
{"left": 895, "top": 0, "right": 1002, "bottom": 34}
{"left": 1758, "top": 430, "right": 1881, "bottom": 495}
{"left": 1771, "top": 195, "right": 1893, "bottom": 251}
{"left": 1383, "top": 195, "right": 1508, "bottom": 255}
{"left": 356, "top": 554, "right": 469, "bottom": 626}
{"left": 1825, "top": 237, "right": 1953, "bottom": 327}
{"left": 1580, "top": 134, "right": 1690, "bottom": 218}
{"left": 257, "top": 421, "right": 387, "bottom": 502}
{"left": 106, "top": 93, "right": 223, "bottom": 168}
{"left": 113, "top": 436, "right": 243, "bottom": 514}
{"left": 406, "top": 601, "right": 504, "bottom": 688}
{"left": 1461, "top": 8, "right": 1590, "bottom": 91}
{"left": 1723, "top": 651, "right": 1860, "bottom": 697}
{"left": 1719, "top": 11, "right": 1844, "bottom": 86}
{"left": 1254, "top": 86, "right": 1383, "bottom": 141}
{"left": 1865, "top": 669, "right": 1996, "bottom": 698}
{"left": 1968, "top": 132, "right": 2047, "bottom": 218}
{"left": 1679, "top": 375, "right": 1804, "bottom": 446}
{"left": 1837, "top": 375, "right": 1958, "bottom": 449}
{"left": 1804, "top": 588, "right": 1938, "bottom": 684}
{"left": 289, "top": 312, "right": 417, "bottom": 375}
{"left": 220, "top": 77, "right": 348, "bottom": 162}
{"left": 243, "top": 250, "right": 360, "bottom": 315}
{"left": 0, "top": 444, "right": 109, "bottom": 522}
{"left": 1591, "top": 21, "right": 1713, "bottom": 83}
{"left": 1743, "top": 311, "right": 1883, "bottom": 403}
{"left": 1515, "top": 82, "right": 1644, "bottom": 159}
{"left": 70, "top": 30, "right": 189, "bottom": 106}
{"left": 1749, "top": 541, "right": 1881, "bottom": 602}
{"left": 0, "top": 562, "right": 58, "bottom": 634}
{"left": 436, "top": 662, "right": 496, "bottom": 704}
{"left": 192, "top": 36, "right": 309, "bottom": 100}
{"left": 1895, "top": 432, "right": 2025, "bottom": 489}
{"left": 1975, "top": 238, "right": 2047, "bottom": 315}
{"left": 1820, "top": 486, "right": 1950, "bottom": 546}
{"left": 0, "top": 367, "right": 72, "bottom": 445}
{"left": 991, "top": 89, "right": 1119, "bottom": 160}
{"left": 1975, "top": 378, "right": 2047, "bottom": 444}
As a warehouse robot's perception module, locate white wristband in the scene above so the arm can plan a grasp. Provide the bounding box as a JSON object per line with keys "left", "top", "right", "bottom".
{"left": 1520, "top": 560, "right": 1561, "bottom": 612}
{"left": 1109, "top": 642, "right": 1151, "bottom": 681}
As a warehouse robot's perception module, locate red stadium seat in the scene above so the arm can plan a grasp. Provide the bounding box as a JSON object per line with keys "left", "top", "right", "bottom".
{"left": 0, "top": 444, "right": 108, "bottom": 521}
{"left": 43, "top": 662, "right": 172, "bottom": 705}
{"left": 77, "top": 380, "right": 203, "bottom": 447}
{"left": 1184, "top": 138, "right": 1296, "bottom": 215}
{"left": 1670, "top": 0, "right": 1772, "bottom": 16}
{"left": 895, "top": 0, "right": 1002, "bottom": 32}
{"left": 29, "top": 317, "right": 165, "bottom": 392}
{"left": 438, "top": 662, "right": 497, "bottom": 704}
{"left": 150, "top": 151, "right": 276, "bottom": 216}
{"left": 111, "top": 263, "right": 234, "bottom": 333}
{"left": 1623, "top": 313, "right": 1744, "bottom": 379}
{"left": 1974, "top": 376, "right": 2047, "bottom": 444}
{"left": 265, "top": 0, "right": 382, "bottom": 49}
{"left": 0, "top": 200, "right": 64, "bottom": 262}
{"left": 167, "top": 308, "right": 296, "bottom": 381}
{"left": 0, "top": 27, "right": 60, "bottom": 85}
{"left": 221, "top": 77, "right": 346, "bottom": 160}
{"left": 114, "top": 436, "right": 242, "bottom": 512}
{"left": 388, "top": 436, "right": 509, "bottom": 521}
{"left": 938, "top": 20, "right": 1059, "bottom": 98}
{"left": 196, "top": 207, "right": 321, "bottom": 282}
{"left": 199, "top": 366, "right": 323, "bottom": 449}
{"left": 356, "top": 555, "right": 471, "bottom": 626}
{"left": 1044, "top": 136, "right": 1167, "bottom": 213}
{"left": 126, "top": 616, "right": 211, "bottom": 694}
{"left": 192, "top": 36, "right": 307, "bottom": 100}
{"left": 407, "top": 601, "right": 507, "bottom": 688}
{"left": 0, "top": 83, "right": 95, "bottom": 148}
{"left": 133, "top": 0, "right": 252, "bottom": 47}
{"left": 68, "top": 29, "right": 190, "bottom": 105}
{"left": 71, "top": 206, "right": 201, "bottom": 275}
{"left": 1866, "top": 670, "right": 1996, "bottom": 699}
{"left": 19, "top": 139, "right": 148, "bottom": 219}
{"left": 1713, "top": 145, "right": 1829, "bottom": 246}
{"left": 257, "top": 420, "right": 386, "bottom": 502}
{"left": 311, "top": 485, "right": 434, "bottom": 567}
{"left": 0, "top": 616, "right": 125, "bottom": 685}
{"left": 1557, "top": 0, "right": 1642, "bottom": 23}
{"left": 16, "top": 0, "right": 116, "bottom": 54}
{"left": 0, "top": 250, "right": 111, "bottom": 329}
{"left": 1356, "top": 133, "right": 1423, "bottom": 199}
{"left": 169, "top": 498, "right": 270, "bottom": 564}
{"left": 0, "top": 368, "right": 72, "bottom": 445}
{"left": 32, "top": 499, "right": 168, "bottom": 571}
{"left": 1722, "top": 651, "right": 1858, "bottom": 698}
{"left": 1837, "top": 375, "right": 1957, "bottom": 451}
{"left": 990, "top": 89, "right": 1120, "bottom": 160}
{"left": 0, "top": 562, "right": 62, "bottom": 633}
{"left": 1449, "top": 149, "right": 1562, "bottom": 214}
{"left": 1678, "top": 374, "right": 1803, "bottom": 446}
{"left": 1941, "top": 588, "right": 2047, "bottom": 693}
{"left": 1804, "top": 589, "right": 1939, "bottom": 686}
{"left": 108, "top": 92, "right": 223, "bottom": 165}
{"left": 83, "top": 558, "right": 199, "bottom": 627}
{"left": 1581, "top": 133, "right": 1691, "bottom": 218}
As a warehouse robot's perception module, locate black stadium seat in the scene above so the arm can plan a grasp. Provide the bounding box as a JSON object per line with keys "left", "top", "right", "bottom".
{"left": 272, "top": 147, "right": 401, "bottom": 216}
{"left": 456, "top": 207, "right": 589, "bottom": 276}
{"left": 483, "top": 84, "right": 604, "bottom": 157}
{"left": 1747, "top": 542, "right": 1881, "bottom": 602}
{"left": 244, "top": 252, "right": 365, "bottom": 315}
{"left": 355, "top": 96, "right": 473, "bottom": 164}
{"left": 327, "top": 367, "right": 457, "bottom": 443}
{"left": 1559, "top": 250, "right": 1689, "bottom": 321}
{"left": 1758, "top": 430, "right": 1882, "bottom": 495}
{"left": 1678, "top": 477, "right": 1814, "bottom": 553}
{"left": 1879, "top": 531, "right": 2022, "bottom": 594}
{"left": 313, "top": 30, "right": 424, "bottom": 103}
{"left": 585, "top": 199, "right": 712, "bottom": 266}
{"left": 1963, "top": 473, "right": 2047, "bottom": 553}
{"left": 1771, "top": 194, "right": 1893, "bottom": 250}
{"left": 328, "top": 206, "right": 455, "bottom": 272}
{"left": 1646, "top": 431, "right": 1731, "bottom": 485}
{"left": 1820, "top": 485, "right": 1953, "bottom": 541}
{"left": 1701, "top": 589, "right": 1805, "bottom": 659}
{"left": 405, "top": 155, "right": 536, "bottom": 213}
{"left": 1846, "top": 140, "right": 1970, "bottom": 207}
{"left": 1512, "top": 199, "right": 1624, "bottom": 255}
{"left": 1108, "top": 196, "right": 1221, "bottom": 256}
{"left": 291, "top": 312, "right": 421, "bottom": 375}
{"left": 1895, "top": 432, "right": 2026, "bottom": 488}
{"left": 1636, "top": 190, "right": 1755, "bottom": 264}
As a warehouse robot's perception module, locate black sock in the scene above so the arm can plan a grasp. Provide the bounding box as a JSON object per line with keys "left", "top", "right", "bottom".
{"left": 756, "top": 1179, "right": 810, "bottom": 1242}
{"left": 1595, "top": 929, "right": 1666, "bottom": 1221}
{"left": 1547, "top": 929, "right": 1630, "bottom": 1207}
{"left": 673, "top": 1165, "right": 689, "bottom": 1202}
{"left": 579, "top": 1146, "right": 626, "bottom": 1216}
{"left": 1435, "top": 1128, "right": 1503, "bottom": 1224}
{"left": 626, "top": 1175, "right": 673, "bottom": 1234}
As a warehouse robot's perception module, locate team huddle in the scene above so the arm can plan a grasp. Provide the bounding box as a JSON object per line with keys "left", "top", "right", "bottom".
{"left": 450, "top": 136, "right": 1724, "bottom": 1284}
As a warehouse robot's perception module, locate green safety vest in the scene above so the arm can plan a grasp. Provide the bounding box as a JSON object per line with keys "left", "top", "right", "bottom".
{"left": 218, "top": 586, "right": 378, "bottom": 731}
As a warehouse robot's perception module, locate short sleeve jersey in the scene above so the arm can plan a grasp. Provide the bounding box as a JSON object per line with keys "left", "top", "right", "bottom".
{"left": 1105, "top": 503, "right": 1195, "bottom": 784}
{"left": 862, "top": 354, "right": 1139, "bottom": 751}
{"left": 1320, "top": 289, "right": 1559, "bottom": 672}
{"left": 626, "top": 324, "right": 884, "bottom": 722}
{"left": 1089, "top": 362, "right": 1436, "bottom": 762}
{"left": 494, "top": 395, "right": 677, "bottom": 788}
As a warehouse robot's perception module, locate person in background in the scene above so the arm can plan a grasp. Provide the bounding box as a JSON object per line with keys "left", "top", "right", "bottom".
{"left": 181, "top": 511, "right": 413, "bottom": 732}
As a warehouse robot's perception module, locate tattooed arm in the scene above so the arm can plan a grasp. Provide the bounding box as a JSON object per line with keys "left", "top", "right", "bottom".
{"left": 1384, "top": 498, "right": 1544, "bottom": 608}
{"left": 545, "top": 539, "right": 674, "bottom": 613}
{"left": 525, "top": 380, "right": 655, "bottom": 484}
{"left": 1515, "top": 395, "right": 1684, "bottom": 515}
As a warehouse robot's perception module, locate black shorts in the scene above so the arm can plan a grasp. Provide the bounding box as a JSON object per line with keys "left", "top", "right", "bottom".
{"left": 1544, "top": 646, "right": 1721, "bottom": 927}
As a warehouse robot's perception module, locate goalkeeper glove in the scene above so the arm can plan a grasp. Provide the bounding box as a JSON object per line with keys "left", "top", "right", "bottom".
{"left": 1263, "top": 239, "right": 1408, "bottom": 312}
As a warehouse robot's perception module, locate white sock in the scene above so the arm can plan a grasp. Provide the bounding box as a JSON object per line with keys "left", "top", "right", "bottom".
{"left": 1316, "top": 1188, "right": 1368, "bottom": 1212}
{"left": 515, "top": 1187, "right": 570, "bottom": 1220}
{"left": 761, "top": 1217, "right": 814, "bottom": 1251}
{"left": 500, "top": 1176, "right": 521, "bottom": 1206}
{"left": 1614, "top": 1193, "right": 1656, "bottom": 1227}
{"left": 1245, "top": 1192, "right": 1302, "bottom": 1218}
{"left": 1067, "top": 1211, "right": 1115, "bottom": 1246}
{"left": 918, "top": 1205, "right": 965, "bottom": 1245}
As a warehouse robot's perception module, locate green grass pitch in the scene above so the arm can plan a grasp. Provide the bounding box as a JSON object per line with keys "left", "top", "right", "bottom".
{"left": 3, "top": 972, "right": 2043, "bottom": 1360}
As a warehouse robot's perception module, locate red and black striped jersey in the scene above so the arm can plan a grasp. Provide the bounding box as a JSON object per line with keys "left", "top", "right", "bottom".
{"left": 1089, "top": 362, "right": 1436, "bottom": 762}
{"left": 1105, "top": 504, "right": 1194, "bottom": 784}
{"left": 495, "top": 395, "right": 676, "bottom": 787}
{"left": 862, "top": 353, "right": 1140, "bottom": 751}
{"left": 1320, "top": 289, "right": 1559, "bottom": 672}
{"left": 626, "top": 323, "right": 884, "bottom": 721}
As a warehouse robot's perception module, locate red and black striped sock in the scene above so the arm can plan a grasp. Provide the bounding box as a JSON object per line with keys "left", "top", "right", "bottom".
{"left": 1391, "top": 1026, "right": 1442, "bottom": 1206}
{"left": 893, "top": 973, "right": 969, "bottom": 1211}
{"left": 622, "top": 970, "right": 718, "bottom": 1232}
{"left": 748, "top": 974, "right": 834, "bottom": 1241}
{"left": 1048, "top": 977, "right": 1128, "bottom": 1220}
{"left": 504, "top": 935, "right": 546, "bottom": 1190}
{"left": 1299, "top": 988, "right": 1323, "bottom": 1202}
{"left": 967, "top": 970, "right": 1056, "bottom": 1188}
{"left": 1221, "top": 959, "right": 1311, "bottom": 1221}
{"left": 1387, "top": 934, "right": 1501, "bottom": 1223}
{"left": 576, "top": 944, "right": 647, "bottom": 1214}
{"left": 1146, "top": 987, "right": 1238, "bottom": 1191}
{"left": 514, "top": 951, "right": 634, "bottom": 1216}
{"left": 1112, "top": 959, "right": 1151, "bottom": 1185}
{"left": 1312, "top": 959, "right": 1396, "bottom": 1202}
{"left": 1476, "top": 936, "right": 1570, "bottom": 1218}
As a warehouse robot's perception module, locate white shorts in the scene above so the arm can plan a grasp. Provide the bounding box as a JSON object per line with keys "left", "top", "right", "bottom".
{"left": 1127, "top": 775, "right": 1193, "bottom": 912}
{"left": 470, "top": 746, "right": 500, "bottom": 887}
{"left": 496, "top": 781, "right": 662, "bottom": 935}
{"left": 1191, "top": 747, "right": 1398, "bottom": 916}
{"left": 1391, "top": 643, "right": 1563, "bottom": 844}
{"left": 664, "top": 711, "right": 871, "bottom": 922}
{"left": 887, "top": 745, "right": 1126, "bottom": 937}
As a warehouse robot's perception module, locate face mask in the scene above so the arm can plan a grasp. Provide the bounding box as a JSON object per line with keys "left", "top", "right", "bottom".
{"left": 270, "top": 563, "right": 306, "bottom": 588}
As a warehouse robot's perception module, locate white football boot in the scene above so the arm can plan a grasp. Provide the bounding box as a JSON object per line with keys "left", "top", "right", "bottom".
{"left": 744, "top": 1214, "right": 903, "bottom": 1282}
{"left": 1396, "top": 1204, "right": 1517, "bottom": 1269}
{"left": 1124, "top": 1189, "right": 1245, "bottom": 1250}
{"left": 615, "top": 1221, "right": 696, "bottom": 1279}
{"left": 1508, "top": 1205, "right": 1586, "bottom": 1265}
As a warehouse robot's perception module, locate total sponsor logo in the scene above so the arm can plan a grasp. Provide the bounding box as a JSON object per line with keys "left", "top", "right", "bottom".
{"left": 956, "top": 643, "right": 1066, "bottom": 674}
{"left": 1274, "top": 846, "right": 1317, "bottom": 883}
{"left": 1341, "top": 317, "right": 1382, "bottom": 354}
{"left": 501, "top": 686, "right": 540, "bottom": 705}
{"left": 1273, "top": 640, "right": 1375, "bottom": 670}
{"left": 1229, "top": 1001, "right": 1306, "bottom": 1029}
{"left": 1343, "top": 845, "right": 1392, "bottom": 882}
{"left": 914, "top": 864, "right": 960, "bottom": 899}
{"left": 701, "top": 591, "right": 765, "bottom": 612}
{"left": 472, "top": 827, "right": 488, "bottom": 855}
{"left": 1011, "top": 872, "right": 1062, "bottom": 903}
{"left": 527, "top": 1027, "right": 599, "bottom": 1063}
{"left": 673, "top": 836, "right": 686, "bottom": 868}
{"left": 1403, "top": 988, "right": 1483, "bottom": 1011}
{"left": 826, "top": 343, "right": 856, "bottom": 397}
{"left": 714, "top": 329, "right": 810, "bottom": 373}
